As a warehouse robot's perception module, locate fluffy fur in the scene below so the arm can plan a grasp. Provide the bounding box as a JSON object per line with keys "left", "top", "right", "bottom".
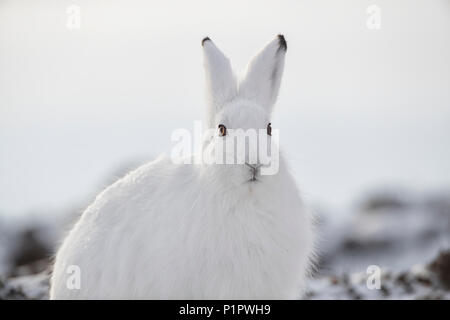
{"left": 50, "top": 35, "right": 315, "bottom": 299}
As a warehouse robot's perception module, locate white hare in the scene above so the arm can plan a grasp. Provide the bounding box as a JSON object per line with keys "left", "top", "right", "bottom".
{"left": 50, "top": 35, "right": 315, "bottom": 299}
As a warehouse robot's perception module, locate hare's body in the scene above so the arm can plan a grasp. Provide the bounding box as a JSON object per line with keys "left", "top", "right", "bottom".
{"left": 51, "top": 155, "right": 313, "bottom": 299}
{"left": 51, "top": 35, "right": 315, "bottom": 299}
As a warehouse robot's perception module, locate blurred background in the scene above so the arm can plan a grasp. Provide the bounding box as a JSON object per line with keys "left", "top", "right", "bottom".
{"left": 0, "top": 0, "right": 449, "bottom": 299}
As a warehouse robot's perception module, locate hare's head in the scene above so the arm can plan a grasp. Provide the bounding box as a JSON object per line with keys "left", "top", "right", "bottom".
{"left": 202, "top": 35, "right": 287, "bottom": 187}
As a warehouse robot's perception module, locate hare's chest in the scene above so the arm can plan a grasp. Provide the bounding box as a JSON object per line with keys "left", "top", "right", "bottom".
{"left": 170, "top": 204, "right": 303, "bottom": 297}
{"left": 186, "top": 204, "right": 294, "bottom": 266}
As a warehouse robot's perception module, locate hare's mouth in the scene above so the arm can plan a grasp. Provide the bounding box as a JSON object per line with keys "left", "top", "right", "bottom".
{"left": 245, "top": 163, "right": 261, "bottom": 183}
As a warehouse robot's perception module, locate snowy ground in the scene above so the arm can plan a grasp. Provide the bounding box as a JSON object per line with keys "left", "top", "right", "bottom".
{"left": 1, "top": 251, "right": 449, "bottom": 300}
{"left": 306, "top": 251, "right": 450, "bottom": 299}
{"left": 0, "top": 189, "right": 449, "bottom": 299}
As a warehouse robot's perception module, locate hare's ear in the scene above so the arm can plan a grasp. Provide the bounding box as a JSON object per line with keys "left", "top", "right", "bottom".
{"left": 239, "top": 35, "right": 287, "bottom": 112}
{"left": 202, "top": 37, "right": 237, "bottom": 127}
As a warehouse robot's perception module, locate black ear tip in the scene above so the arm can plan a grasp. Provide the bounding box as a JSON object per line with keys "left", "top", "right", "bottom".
{"left": 202, "top": 37, "right": 211, "bottom": 46}
{"left": 277, "top": 34, "right": 287, "bottom": 51}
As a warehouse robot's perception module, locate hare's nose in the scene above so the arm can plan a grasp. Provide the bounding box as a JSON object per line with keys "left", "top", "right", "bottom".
{"left": 245, "top": 163, "right": 261, "bottom": 171}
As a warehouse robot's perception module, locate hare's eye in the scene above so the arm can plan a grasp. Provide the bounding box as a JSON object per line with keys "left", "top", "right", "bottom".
{"left": 218, "top": 124, "right": 227, "bottom": 136}
{"left": 267, "top": 123, "right": 272, "bottom": 136}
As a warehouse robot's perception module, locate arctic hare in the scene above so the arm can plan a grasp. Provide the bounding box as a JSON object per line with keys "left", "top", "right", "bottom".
{"left": 50, "top": 35, "right": 315, "bottom": 299}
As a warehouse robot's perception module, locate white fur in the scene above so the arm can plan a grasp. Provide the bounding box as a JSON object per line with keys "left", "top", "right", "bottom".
{"left": 50, "top": 35, "right": 315, "bottom": 299}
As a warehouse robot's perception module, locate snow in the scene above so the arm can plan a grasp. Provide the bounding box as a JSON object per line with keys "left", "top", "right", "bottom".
{"left": 0, "top": 272, "right": 50, "bottom": 300}
{"left": 306, "top": 262, "right": 450, "bottom": 300}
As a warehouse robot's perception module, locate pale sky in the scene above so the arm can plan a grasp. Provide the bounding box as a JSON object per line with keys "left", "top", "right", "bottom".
{"left": 1, "top": 0, "right": 450, "bottom": 216}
